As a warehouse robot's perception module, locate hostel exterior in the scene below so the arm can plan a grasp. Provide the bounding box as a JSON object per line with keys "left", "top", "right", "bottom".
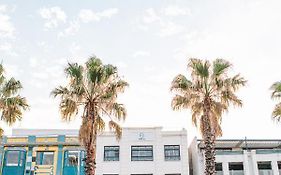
{"left": 2, "top": 127, "right": 281, "bottom": 175}
{"left": 0, "top": 127, "right": 189, "bottom": 175}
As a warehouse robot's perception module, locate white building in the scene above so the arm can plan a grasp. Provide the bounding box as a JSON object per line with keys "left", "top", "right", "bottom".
{"left": 96, "top": 127, "right": 189, "bottom": 175}
{"left": 189, "top": 137, "right": 281, "bottom": 175}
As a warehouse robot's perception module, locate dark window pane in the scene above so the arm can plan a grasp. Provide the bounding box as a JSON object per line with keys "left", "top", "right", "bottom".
{"left": 104, "top": 146, "right": 119, "bottom": 161}
{"left": 131, "top": 146, "right": 153, "bottom": 161}
{"left": 215, "top": 162, "right": 223, "bottom": 171}
{"left": 229, "top": 162, "right": 244, "bottom": 170}
{"left": 36, "top": 151, "right": 54, "bottom": 165}
{"left": 5, "top": 151, "right": 19, "bottom": 166}
{"left": 258, "top": 162, "right": 272, "bottom": 170}
{"left": 164, "top": 145, "right": 180, "bottom": 161}
{"left": 64, "top": 151, "right": 79, "bottom": 166}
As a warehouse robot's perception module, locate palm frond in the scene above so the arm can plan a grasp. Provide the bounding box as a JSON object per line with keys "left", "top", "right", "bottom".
{"left": 0, "top": 127, "right": 3, "bottom": 137}
{"left": 272, "top": 103, "right": 281, "bottom": 122}
{"left": 108, "top": 120, "right": 122, "bottom": 140}
{"left": 188, "top": 58, "right": 210, "bottom": 79}
{"left": 95, "top": 115, "right": 105, "bottom": 132}
{"left": 170, "top": 74, "right": 192, "bottom": 93}
{"left": 86, "top": 57, "right": 104, "bottom": 84}
{"left": 1, "top": 78, "right": 22, "bottom": 97}
{"left": 0, "top": 96, "right": 29, "bottom": 126}
{"left": 109, "top": 103, "right": 127, "bottom": 121}
{"left": 59, "top": 98, "right": 79, "bottom": 121}
{"left": 270, "top": 81, "right": 281, "bottom": 99}
{"left": 212, "top": 59, "right": 232, "bottom": 77}
{"left": 51, "top": 86, "right": 70, "bottom": 98}
{"left": 65, "top": 63, "right": 84, "bottom": 85}
{"left": 171, "top": 95, "right": 191, "bottom": 111}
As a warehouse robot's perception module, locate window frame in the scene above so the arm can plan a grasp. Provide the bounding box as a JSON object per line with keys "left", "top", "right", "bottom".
{"left": 104, "top": 146, "right": 120, "bottom": 161}
{"left": 36, "top": 151, "right": 55, "bottom": 165}
{"left": 131, "top": 145, "right": 153, "bottom": 161}
{"left": 258, "top": 161, "right": 272, "bottom": 170}
{"left": 164, "top": 145, "right": 181, "bottom": 161}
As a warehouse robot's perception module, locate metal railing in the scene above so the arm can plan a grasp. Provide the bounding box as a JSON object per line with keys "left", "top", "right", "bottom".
{"left": 215, "top": 150, "right": 243, "bottom": 155}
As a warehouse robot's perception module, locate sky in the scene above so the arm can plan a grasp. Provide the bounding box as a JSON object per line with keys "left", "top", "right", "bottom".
{"left": 1, "top": 0, "right": 281, "bottom": 141}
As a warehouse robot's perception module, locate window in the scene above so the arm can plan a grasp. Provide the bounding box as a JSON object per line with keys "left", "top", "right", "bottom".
{"left": 278, "top": 161, "right": 281, "bottom": 174}
{"left": 215, "top": 162, "right": 223, "bottom": 175}
{"left": 258, "top": 161, "right": 272, "bottom": 169}
{"left": 5, "top": 151, "right": 20, "bottom": 166}
{"left": 131, "top": 146, "right": 153, "bottom": 161}
{"left": 104, "top": 146, "right": 119, "bottom": 161}
{"left": 64, "top": 151, "right": 79, "bottom": 166}
{"left": 165, "top": 174, "right": 181, "bottom": 175}
{"left": 36, "top": 151, "right": 54, "bottom": 165}
{"left": 164, "top": 145, "right": 180, "bottom": 161}
{"left": 229, "top": 162, "right": 244, "bottom": 175}
{"left": 258, "top": 161, "right": 272, "bottom": 175}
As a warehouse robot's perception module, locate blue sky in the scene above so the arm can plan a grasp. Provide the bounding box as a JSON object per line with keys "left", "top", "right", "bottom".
{"left": 1, "top": 0, "right": 281, "bottom": 140}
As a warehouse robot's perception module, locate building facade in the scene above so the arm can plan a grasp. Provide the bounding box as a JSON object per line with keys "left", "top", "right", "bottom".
{"left": 0, "top": 127, "right": 189, "bottom": 175}
{"left": 189, "top": 137, "right": 281, "bottom": 175}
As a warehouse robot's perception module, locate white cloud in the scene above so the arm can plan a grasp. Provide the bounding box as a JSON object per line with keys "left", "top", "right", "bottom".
{"left": 139, "top": 7, "right": 187, "bottom": 37}
{"left": 158, "top": 21, "right": 184, "bottom": 37}
{"left": 29, "top": 57, "right": 39, "bottom": 68}
{"left": 0, "top": 42, "right": 11, "bottom": 51}
{"left": 69, "top": 42, "right": 81, "bottom": 54}
{"left": 0, "top": 5, "right": 7, "bottom": 13}
{"left": 142, "top": 8, "right": 160, "bottom": 24}
{"left": 161, "top": 5, "right": 191, "bottom": 17}
{"left": 133, "top": 51, "right": 151, "bottom": 57}
{"left": 4, "top": 64, "right": 20, "bottom": 77}
{"left": 78, "top": 8, "right": 119, "bottom": 23}
{"left": 58, "top": 20, "right": 80, "bottom": 37}
{"left": 98, "top": 8, "right": 119, "bottom": 18}
{"left": 0, "top": 5, "right": 15, "bottom": 38}
{"left": 39, "top": 6, "right": 67, "bottom": 29}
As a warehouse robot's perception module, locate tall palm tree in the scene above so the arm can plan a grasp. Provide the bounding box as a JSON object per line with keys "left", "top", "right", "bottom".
{"left": 51, "top": 56, "right": 128, "bottom": 175}
{"left": 170, "top": 58, "right": 246, "bottom": 175}
{"left": 0, "top": 63, "right": 29, "bottom": 136}
{"left": 270, "top": 81, "right": 281, "bottom": 121}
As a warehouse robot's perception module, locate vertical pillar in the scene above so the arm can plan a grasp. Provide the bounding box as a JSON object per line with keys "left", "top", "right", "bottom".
{"left": 250, "top": 150, "right": 259, "bottom": 175}
{"left": 271, "top": 160, "right": 279, "bottom": 175}
{"left": 56, "top": 135, "right": 65, "bottom": 175}
{"left": 0, "top": 136, "right": 7, "bottom": 174}
{"left": 222, "top": 161, "right": 229, "bottom": 175}
{"left": 243, "top": 150, "right": 251, "bottom": 175}
{"left": 26, "top": 136, "right": 36, "bottom": 175}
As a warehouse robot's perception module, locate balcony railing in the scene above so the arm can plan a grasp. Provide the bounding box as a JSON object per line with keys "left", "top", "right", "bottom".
{"left": 258, "top": 170, "right": 273, "bottom": 175}
{"left": 215, "top": 150, "right": 243, "bottom": 155}
{"left": 256, "top": 149, "right": 281, "bottom": 154}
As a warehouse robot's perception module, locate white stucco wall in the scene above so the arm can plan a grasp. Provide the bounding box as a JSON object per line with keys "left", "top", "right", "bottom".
{"left": 95, "top": 127, "right": 189, "bottom": 175}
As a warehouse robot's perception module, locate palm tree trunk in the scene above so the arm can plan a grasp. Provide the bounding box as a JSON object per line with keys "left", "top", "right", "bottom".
{"left": 84, "top": 107, "right": 97, "bottom": 175}
{"left": 203, "top": 118, "right": 216, "bottom": 175}
{"left": 85, "top": 142, "right": 96, "bottom": 175}
{"left": 203, "top": 98, "right": 216, "bottom": 175}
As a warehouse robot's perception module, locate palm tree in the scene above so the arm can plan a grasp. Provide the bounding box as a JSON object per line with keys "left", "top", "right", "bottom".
{"left": 0, "top": 63, "right": 29, "bottom": 136}
{"left": 270, "top": 81, "right": 281, "bottom": 121}
{"left": 51, "top": 56, "right": 128, "bottom": 175}
{"left": 170, "top": 58, "right": 246, "bottom": 175}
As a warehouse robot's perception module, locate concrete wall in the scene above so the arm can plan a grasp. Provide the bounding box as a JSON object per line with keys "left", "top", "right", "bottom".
{"left": 95, "top": 127, "right": 189, "bottom": 175}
